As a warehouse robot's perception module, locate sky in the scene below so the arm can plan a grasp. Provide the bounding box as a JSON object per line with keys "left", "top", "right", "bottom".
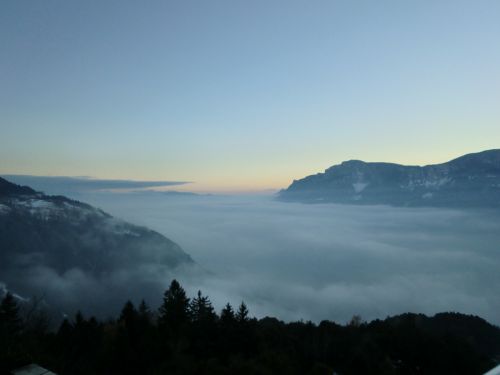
{"left": 1, "top": 0, "right": 499, "bottom": 192}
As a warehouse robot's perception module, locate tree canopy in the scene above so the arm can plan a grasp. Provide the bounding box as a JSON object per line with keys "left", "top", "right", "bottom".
{"left": 1, "top": 281, "right": 500, "bottom": 375}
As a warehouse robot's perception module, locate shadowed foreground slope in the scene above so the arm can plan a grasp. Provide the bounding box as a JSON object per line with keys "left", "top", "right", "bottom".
{"left": 1, "top": 281, "right": 500, "bottom": 375}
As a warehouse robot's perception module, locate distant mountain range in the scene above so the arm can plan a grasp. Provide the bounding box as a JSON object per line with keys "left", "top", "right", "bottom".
{"left": 278, "top": 149, "right": 500, "bottom": 207}
{"left": 0, "top": 177, "right": 195, "bottom": 310}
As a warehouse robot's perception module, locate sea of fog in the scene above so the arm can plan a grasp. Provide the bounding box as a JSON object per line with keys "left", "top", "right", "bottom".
{"left": 76, "top": 192, "right": 500, "bottom": 325}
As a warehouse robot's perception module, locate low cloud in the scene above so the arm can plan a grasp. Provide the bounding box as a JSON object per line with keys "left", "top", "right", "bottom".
{"left": 3, "top": 191, "right": 499, "bottom": 324}
{"left": 75, "top": 193, "right": 500, "bottom": 325}
{"left": 1, "top": 175, "right": 190, "bottom": 196}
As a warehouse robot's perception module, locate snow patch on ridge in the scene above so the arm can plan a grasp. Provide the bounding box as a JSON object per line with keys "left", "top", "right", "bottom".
{"left": 424, "top": 177, "right": 451, "bottom": 189}
{"left": 352, "top": 182, "right": 368, "bottom": 193}
{"left": 29, "top": 199, "right": 55, "bottom": 209}
{"left": 0, "top": 204, "right": 10, "bottom": 214}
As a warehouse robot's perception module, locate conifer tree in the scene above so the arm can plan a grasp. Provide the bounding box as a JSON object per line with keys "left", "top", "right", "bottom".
{"left": 120, "top": 300, "right": 138, "bottom": 325}
{"left": 57, "top": 318, "right": 73, "bottom": 339}
{"left": 138, "top": 299, "right": 152, "bottom": 325}
{"left": 236, "top": 302, "right": 249, "bottom": 323}
{"left": 138, "top": 299, "right": 150, "bottom": 317}
{"left": 158, "top": 279, "right": 190, "bottom": 330}
{"left": 0, "top": 293, "right": 22, "bottom": 336}
{"left": 74, "top": 310, "right": 85, "bottom": 327}
{"left": 190, "top": 290, "right": 217, "bottom": 323}
{"left": 220, "top": 303, "right": 236, "bottom": 325}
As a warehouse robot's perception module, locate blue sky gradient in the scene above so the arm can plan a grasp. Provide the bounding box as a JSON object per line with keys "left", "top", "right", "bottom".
{"left": 1, "top": 0, "right": 499, "bottom": 191}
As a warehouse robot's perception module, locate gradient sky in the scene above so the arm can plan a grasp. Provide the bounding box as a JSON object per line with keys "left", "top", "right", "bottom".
{"left": 1, "top": 0, "right": 499, "bottom": 192}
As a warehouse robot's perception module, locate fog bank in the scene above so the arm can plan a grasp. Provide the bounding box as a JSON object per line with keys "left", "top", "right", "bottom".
{"left": 77, "top": 192, "right": 500, "bottom": 325}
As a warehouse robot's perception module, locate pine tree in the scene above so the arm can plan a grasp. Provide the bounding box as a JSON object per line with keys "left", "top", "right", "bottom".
{"left": 236, "top": 302, "right": 249, "bottom": 323}
{"left": 189, "top": 290, "right": 218, "bottom": 358}
{"left": 138, "top": 299, "right": 152, "bottom": 325}
{"left": 138, "top": 299, "right": 150, "bottom": 317}
{"left": 220, "top": 303, "right": 236, "bottom": 325}
{"left": 74, "top": 310, "right": 85, "bottom": 327}
{"left": 190, "top": 290, "right": 217, "bottom": 323}
{"left": 158, "top": 280, "right": 190, "bottom": 330}
{"left": 120, "top": 300, "right": 138, "bottom": 325}
{"left": 57, "top": 318, "right": 73, "bottom": 339}
{"left": 0, "top": 293, "right": 22, "bottom": 336}
{"left": 234, "top": 302, "right": 253, "bottom": 356}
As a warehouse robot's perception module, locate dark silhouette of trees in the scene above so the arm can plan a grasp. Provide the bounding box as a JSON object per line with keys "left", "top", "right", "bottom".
{"left": 236, "top": 301, "right": 249, "bottom": 323}
{"left": 220, "top": 303, "right": 236, "bottom": 325}
{"left": 0, "top": 293, "right": 22, "bottom": 335}
{"left": 158, "top": 279, "right": 190, "bottom": 332}
{"left": 2, "top": 281, "right": 500, "bottom": 375}
{"left": 138, "top": 299, "right": 152, "bottom": 325}
{"left": 0, "top": 293, "right": 23, "bottom": 371}
{"left": 190, "top": 290, "right": 217, "bottom": 324}
{"left": 188, "top": 290, "right": 218, "bottom": 362}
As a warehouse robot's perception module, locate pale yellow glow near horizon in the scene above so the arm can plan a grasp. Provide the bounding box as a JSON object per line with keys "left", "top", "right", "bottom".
{"left": 3, "top": 146, "right": 498, "bottom": 194}
{"left": 112, "top": 146, "right": 500, "bottom": 192}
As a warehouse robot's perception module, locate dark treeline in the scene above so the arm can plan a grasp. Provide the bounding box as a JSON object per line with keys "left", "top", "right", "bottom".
{"left": 1, "top": 280, "right": 500, "bottom": 375}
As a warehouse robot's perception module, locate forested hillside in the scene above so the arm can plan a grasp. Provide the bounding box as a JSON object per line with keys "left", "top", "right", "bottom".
{"left": 1, "top": 280, "right": 499, "bottom": 375}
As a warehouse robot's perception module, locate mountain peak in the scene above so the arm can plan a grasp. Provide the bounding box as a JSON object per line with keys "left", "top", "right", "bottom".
{"left": 341, "top": 159, "right": 366, "bottom": 165}
{"left": 448, "top": 149, "right": 500, "bottom": 167}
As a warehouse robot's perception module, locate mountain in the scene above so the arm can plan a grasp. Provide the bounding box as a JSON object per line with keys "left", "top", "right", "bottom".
{"left": 0, "top": 177, "right": 195, "bottom": 313}
{"left": 0, "top": 177, "right": 36, "bottom": 196}
{"left": 278, "top": 149, "right": 500, "bottom": 207}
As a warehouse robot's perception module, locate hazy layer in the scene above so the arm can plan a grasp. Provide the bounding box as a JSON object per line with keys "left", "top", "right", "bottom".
{"left": 79, "top": 192, "right": 500, "bottom": 324}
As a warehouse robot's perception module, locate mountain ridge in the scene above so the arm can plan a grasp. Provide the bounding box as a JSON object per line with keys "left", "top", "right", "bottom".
{"left": 0, "top": 177, "right": 37, "bottom": 196}
{"left": 0, "top": 177, "right": 195, "bottom": 314}
{"left": 278, "top": 149, "right": 500, "bottom": 207}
